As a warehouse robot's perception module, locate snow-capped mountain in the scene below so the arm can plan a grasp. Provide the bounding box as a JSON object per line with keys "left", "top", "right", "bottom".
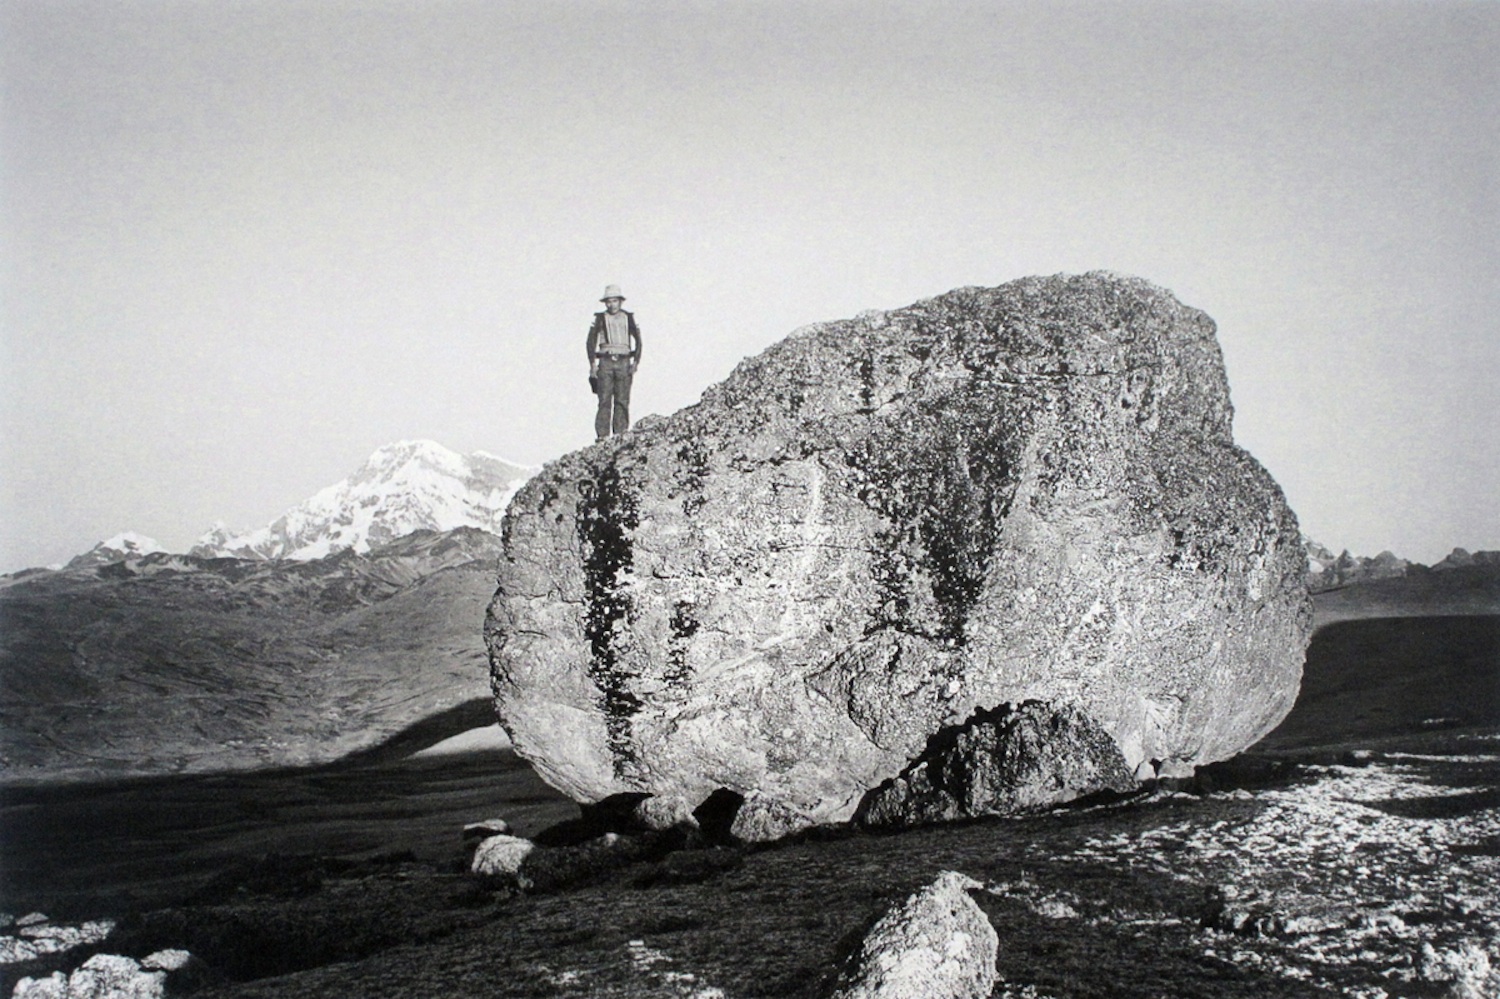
{"left": 191, "top": 440, "right": 536, "bottom": 561}
{"left": 63, "top": 531, "right": 167, "bottom": 570}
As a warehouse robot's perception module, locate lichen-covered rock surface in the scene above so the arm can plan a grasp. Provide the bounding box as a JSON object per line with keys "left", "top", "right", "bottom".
{"left": 486, "top": 272, "right": 1311, "bottom": 828}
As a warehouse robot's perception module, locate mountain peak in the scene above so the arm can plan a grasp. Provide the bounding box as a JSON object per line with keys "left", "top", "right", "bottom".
{"left": 192, "top": 442, "right": 537, "bottom": 561}
{"left": 64, "top": 532, "right": 166, "bottom": 570}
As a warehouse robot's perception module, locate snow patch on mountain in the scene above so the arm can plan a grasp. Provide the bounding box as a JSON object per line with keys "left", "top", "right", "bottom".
{"left": 64, "top": 532, "right": 167, "bottom": 570}
{"left": 191, "top": 441, "right": 536, "bottom": 561}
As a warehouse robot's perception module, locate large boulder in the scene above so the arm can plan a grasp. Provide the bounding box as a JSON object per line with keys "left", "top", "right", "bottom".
{"left": 487, "top": 272, "right": 1311, "bottom": 830}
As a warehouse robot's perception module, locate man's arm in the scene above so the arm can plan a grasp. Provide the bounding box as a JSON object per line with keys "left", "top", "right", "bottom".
{"left": 586, "top": 315, "right": 600, "bottom": 369}
{"left": 630, "top": 314, "right": 643, "bottom": 369}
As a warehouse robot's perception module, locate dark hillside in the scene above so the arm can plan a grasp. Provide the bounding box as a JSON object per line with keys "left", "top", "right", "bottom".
{"left": 0, "top": 530, "right": 503, "bottom": 783}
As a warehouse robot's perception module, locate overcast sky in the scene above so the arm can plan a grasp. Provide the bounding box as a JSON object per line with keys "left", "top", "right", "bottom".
{"left": 3, "top": 0, "right": 1496, "bottom": 571}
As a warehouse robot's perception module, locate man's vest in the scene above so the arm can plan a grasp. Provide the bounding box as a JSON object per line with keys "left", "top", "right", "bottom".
{"left": 592, "top": 310, "right": 638, "bottom": 355}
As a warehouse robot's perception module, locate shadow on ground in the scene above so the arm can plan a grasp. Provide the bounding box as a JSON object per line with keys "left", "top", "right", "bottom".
{"left": 0, "top": 703, "right": 575, "bottom": 920}
{"left": 1256, "top": 614, "right": 1499, "bottom": 752}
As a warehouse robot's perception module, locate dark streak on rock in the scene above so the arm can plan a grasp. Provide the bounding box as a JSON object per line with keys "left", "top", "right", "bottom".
{"left": 674, "top": 440, "right": 710, "bottom": 517}
{"left": 849, "top": 405, "right": 1015, "bottom": 647}
{"left": 857, "top": 353, "right": 876, "bottom": 414}
{"left": 664, "top": 600, "right": 700, "bottom": 687}
{"left": 577, "top": 465, "right": 642, "bottom": 779}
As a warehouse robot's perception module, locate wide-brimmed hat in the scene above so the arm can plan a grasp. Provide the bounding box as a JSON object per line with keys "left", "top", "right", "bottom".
{"left": 600, "top": 284, "right": 626, "bottom": 302}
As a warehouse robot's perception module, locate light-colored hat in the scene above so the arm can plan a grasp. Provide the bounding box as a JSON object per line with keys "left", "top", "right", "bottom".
{"left": 600, "top": 284, "right": 626, "bottom": 302}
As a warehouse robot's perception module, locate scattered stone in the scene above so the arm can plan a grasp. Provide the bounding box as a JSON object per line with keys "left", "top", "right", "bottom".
{"left": 0, "top": 937, "right": 42, "bottom": 964}
{"left": 1028, "top": 897, "right": 1079, "bottom": 920}
{"left": 13, "top": 953, "right": 167, "bottom": 999}
{"left": 15, "top": 915, "right": 48, "bottom": 929}
{"left": 469, "top": 834, "right": 536, "bottom": 880}
{"left": 141, "top": 948, "right": 216, "bottom": 992}
{"left": 1200, "top": 891, "right": 1350, "bottom": 939}
{"left": 74, "top": 953, "right": 166, "bottom": 998}
{"left": 855, "top": 701, "right": 1137, "bottom": 828}
{"left": 727, "top": 793, "right": 816, "bottom": 843}
{"left": 489, "top": 273, "right": 1310, "bottom": 825}
{"left": 631, "top": 794, "right": 699, "bottom": 831}
{"left": 17, "top": 921, "right": 115, "bottom": 946}
{"left": 832, "top": 870, "right": 997, "bottom": 999}
{"left": 9, "top": 972, "right": 65, "bottom": 998}
{"left": 1419, "top": 939, "right": 1499, "bottom": 999}
{"left": 139, "top": 950, "right": 191, "bottom": 972}
{"left": 1, "top": 920, "right": 115, "bottom": 965}
{"left": 462, "top": 818, "right": 512, "bottom": 843}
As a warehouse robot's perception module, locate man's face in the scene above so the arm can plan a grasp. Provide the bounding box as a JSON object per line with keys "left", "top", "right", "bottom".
{"left": 604, "top": 297, "right": 623, "bottom": 314}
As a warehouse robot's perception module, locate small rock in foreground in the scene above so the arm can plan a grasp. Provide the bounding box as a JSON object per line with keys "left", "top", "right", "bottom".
{"left": 832, "top": 870, "right": 997, "bottom": 999}
{"left": 461, "top": 818, "right": 512, "bottom": 844}
{"left": 469, "top": 834, "right": 536, "bottom": 880}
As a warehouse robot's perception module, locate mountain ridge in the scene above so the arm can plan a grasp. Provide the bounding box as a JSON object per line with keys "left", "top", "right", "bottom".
{"left": 1303, "top": 536, "right": 1499, "bottom": 592}
{"left": 17, "top": 441, "right": 535, "bottom": 577}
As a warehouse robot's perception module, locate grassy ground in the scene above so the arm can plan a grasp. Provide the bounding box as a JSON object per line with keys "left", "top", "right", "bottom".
{"left": 30, "top": 735, "right": 1487, "bottom": 999}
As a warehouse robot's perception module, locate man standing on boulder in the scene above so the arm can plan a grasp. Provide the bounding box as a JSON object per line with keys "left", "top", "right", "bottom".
{"left": 586, "top": 284, "right": 643, "bottom": 439}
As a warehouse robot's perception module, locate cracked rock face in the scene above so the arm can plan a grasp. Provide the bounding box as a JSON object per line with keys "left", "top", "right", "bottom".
{"left": 486, "top": 272, "right": 1311, "bottom": 828}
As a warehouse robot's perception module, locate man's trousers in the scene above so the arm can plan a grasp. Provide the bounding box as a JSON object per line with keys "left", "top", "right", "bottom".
{"left": 594, "top": 356, "right": 634, "bottom": 439}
